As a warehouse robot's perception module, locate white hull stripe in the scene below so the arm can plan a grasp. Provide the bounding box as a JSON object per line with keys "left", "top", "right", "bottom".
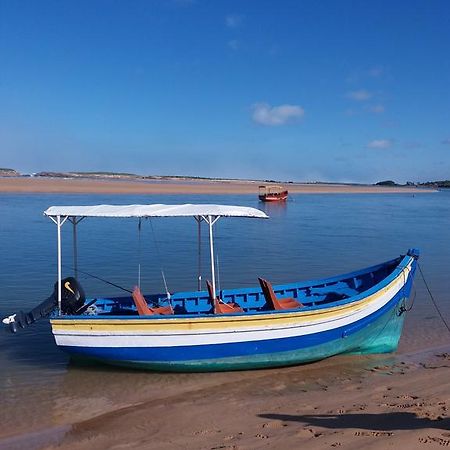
{"left": 54, "top": 263, "right": 412, "bottom": 348}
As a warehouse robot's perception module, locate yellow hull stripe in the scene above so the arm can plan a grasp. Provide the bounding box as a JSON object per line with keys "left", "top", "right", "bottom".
{"left": 51, "top": 261, "right": 412, "bottom": 333}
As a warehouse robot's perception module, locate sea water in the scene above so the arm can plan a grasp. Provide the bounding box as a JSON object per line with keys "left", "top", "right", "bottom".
{"left": 0, "top": 191, "right": 449, "bottom": 439}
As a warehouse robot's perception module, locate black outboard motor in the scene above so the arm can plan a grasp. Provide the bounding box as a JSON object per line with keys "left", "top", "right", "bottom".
{"left": 58, "top": 277, "right": 86, "bottom": 315}
{"left": 2, "top": 277, "right": 87, "bottom": 333}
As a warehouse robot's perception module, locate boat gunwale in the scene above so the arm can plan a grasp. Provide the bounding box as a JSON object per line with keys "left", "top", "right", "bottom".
{"left": 52, "top": 289, "right": 406, "bottom": 341}
{"left": 51, "top": 253, "right": 414, "bottom": 325}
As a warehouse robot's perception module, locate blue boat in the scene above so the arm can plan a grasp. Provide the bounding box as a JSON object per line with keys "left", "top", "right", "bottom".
{"left": 2, "top": 204, "right": 419, "bottom": 372}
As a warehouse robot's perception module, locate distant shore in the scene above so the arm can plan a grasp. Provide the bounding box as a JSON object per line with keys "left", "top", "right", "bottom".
{"left": 0, "top": 177, "right": 437, "bottom": 195}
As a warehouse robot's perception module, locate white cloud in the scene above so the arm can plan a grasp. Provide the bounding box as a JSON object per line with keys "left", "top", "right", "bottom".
{"left": 346, "top": 89, "right": 372, "bottom": 101}
{"left": 225, "top": 14, "right": 243, "bottom": 28}
{"left": 228, "top": 39, "right": 239, "bottom": 50}
{"left": 367, "top": 139, "right": 393, "bottom": 149}
{"left": 251, "top": 103, "right": 305, "bottom": 126}
{"left": 368, "top": 104, "right": 385, "bottom": 114}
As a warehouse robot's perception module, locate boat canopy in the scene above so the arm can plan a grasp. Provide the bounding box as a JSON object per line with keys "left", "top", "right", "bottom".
{"left": 44, "top": 204, "right": 269, "bottom": 312}
{"left": 44, "top": 204, "right": 269, "bottom": 219}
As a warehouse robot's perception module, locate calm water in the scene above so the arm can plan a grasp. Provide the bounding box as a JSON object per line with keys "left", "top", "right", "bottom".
{"left": 0, "top": 191, "right": 449, "bottom": 439}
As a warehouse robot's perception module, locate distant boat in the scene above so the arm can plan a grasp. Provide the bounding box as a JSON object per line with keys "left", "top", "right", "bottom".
{"left": 258, "top": 185, "right": 288, "bottom": 202}
{"left": 2, "top": 204, "right": 419, "bottom": 372}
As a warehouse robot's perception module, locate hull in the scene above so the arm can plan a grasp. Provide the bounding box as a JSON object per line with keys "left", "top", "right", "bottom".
{"left": 51, "top": 254, "right": 417, "bottom": 372}
{"left": 258, "top": 192, "right": 288, "bottom": 202}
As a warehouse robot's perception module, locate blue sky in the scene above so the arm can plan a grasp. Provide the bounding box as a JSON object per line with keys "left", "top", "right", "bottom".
{"left": 1, "top": 0, "right": 449, "bottom": 183}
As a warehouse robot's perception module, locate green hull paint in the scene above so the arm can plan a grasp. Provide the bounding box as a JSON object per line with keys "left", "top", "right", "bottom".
{"left": 71, "top": 303, "right": 405, "bottom": 372}
{"left": 345, "top": 306, "right": 405, "bottom": 355}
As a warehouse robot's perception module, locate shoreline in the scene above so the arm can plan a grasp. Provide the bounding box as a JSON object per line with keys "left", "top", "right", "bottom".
{"left": 1, "top": 345, "right": 448, "bottom": 450}
{"left": 0, "top": 177, "right": 437, "bottom": 195}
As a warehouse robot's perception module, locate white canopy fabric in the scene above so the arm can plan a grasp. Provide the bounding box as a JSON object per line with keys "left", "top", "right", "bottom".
{"left": 44, "top": 204, "right": 269, "bottom": 219}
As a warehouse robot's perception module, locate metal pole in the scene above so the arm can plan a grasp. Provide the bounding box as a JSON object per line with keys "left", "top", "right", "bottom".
{"left": 73, "top": 218, "right": 78, "bottom": 280}
{"left": 196, "top": 216, "right": 202, "bottom": 291}
{"left": 57, "top": 215, "right": 62, "bottom": 315}
{"left": 208, "top": 215, "right": 216, "bottom": 299}
{"left": 138, "top": 218, "right": 141, "bottom": 288}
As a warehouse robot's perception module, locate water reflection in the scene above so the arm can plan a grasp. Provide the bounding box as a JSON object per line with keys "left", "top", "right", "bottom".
{"left": 259, "top": 199, "right": 288, "bottom": 218}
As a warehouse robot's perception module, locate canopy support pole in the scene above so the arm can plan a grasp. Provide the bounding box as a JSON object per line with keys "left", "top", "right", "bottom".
{"left": 73, "top": 218, "right": 78, "bottom": 280}
{"left": 49, "top": 215, "right": 68, "bottom": 315}
{"left": 138, "top": 218, "right": 142, "bottom": 288}
{"left": 195, "top": 216, "right": 202, "bottom": 291}
{"left": 68, "top": 217, "right": 85, "bottom": 281}
{"left": 202, "top": 215, "right": 220, "bottom": 299}
{"left": 57, "top": 215, "right": 62, "bottom": 314}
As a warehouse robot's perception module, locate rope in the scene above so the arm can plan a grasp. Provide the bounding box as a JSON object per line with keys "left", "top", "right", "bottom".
{"left": 418, "top": 262, "right": 450, "bottom": 334}
{"left": 404, "top": 288, "right": 416, "bottom": 312}
{"left": 148, "top": 218, "right": 171, "bottom": 300}
{"left": 397, "top": 267, "right": 416, "bottom": 315}
{"left": 61, "top": 264, "right": 132, "bottom": 293}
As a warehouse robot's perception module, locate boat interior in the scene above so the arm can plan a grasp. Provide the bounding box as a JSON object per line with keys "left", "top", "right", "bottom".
{"left": 86, "top": 256, "right": 403, "bottom": 317}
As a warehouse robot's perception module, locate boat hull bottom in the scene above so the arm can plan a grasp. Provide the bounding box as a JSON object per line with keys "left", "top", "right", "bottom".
{"left": 59, "top": 303, "right": 406, "bottom": 372}
{"left": 344, "top": 306, "right": 406, "bottom": 355}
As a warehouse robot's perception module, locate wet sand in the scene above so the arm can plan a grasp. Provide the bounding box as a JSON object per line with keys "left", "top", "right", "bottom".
{"left": 0, "top": 177, "right": 435, "bottom": 195}
{"left": 2, "top": 347, "right": 448, "bottom": 450}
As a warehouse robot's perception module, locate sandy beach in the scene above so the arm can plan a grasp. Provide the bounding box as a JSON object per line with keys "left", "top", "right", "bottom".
{"left": 0, "top": 177, "right": 435, "bottom": 195}
{"left": 1, "top": 347, "right": 448, "bottom": 450}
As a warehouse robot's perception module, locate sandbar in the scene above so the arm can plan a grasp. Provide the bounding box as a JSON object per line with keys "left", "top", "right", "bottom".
{"left": 0, "top": 177, "right": 436, "bottom": 195}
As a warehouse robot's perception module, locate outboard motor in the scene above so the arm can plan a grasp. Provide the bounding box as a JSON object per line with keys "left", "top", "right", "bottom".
{"left": 59, "top": 277, "right": 86, "bottom": 315}
{"left": 2, "top": 277, "right": 87, "bottom": 333}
